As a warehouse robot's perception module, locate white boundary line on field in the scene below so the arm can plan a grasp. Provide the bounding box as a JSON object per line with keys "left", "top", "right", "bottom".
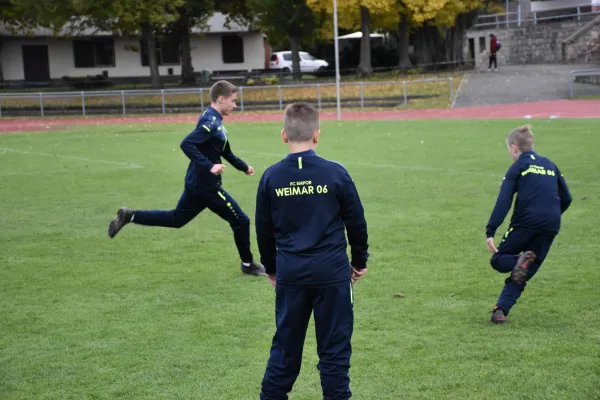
{"left": 0, "top": 147, "right": 142, "bottom": 168}
{"left": 241, "top": 150, "right": 600, "bottom": 186}
{"left": 241, "top": 150, "right": 498, "bottom": 177}
{"left": 451, "top": 73, "right": 469, "bottom": 109}
{"left": 0, "top": 167, "right": 139, "bottom": 177}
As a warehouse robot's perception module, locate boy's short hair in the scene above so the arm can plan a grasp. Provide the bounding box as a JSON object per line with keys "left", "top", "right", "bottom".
{"left": 507, "top": 124, "right": 534, "bottom": 152}
{"left": 283, "top": 103, "right": 320, "bottom": 142}
{"left": 210, "top": 80, "right": 238, "bottom": 102}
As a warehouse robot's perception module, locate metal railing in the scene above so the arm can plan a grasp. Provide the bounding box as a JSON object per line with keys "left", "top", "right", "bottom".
{"left": 569, "top": 68, "right": 600, "bottom": 97}
{"left": 0, "top": 61, "right": 472, "bottom": 92}
{"left": 473, "top": 3, "right": 600, "bottom": 29}
{"left": 0, "top": 78, "right": 454, "bottom": 118}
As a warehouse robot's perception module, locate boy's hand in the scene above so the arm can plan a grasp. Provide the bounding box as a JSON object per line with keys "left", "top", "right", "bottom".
{"left": 211, "top": 164, "right": 226, "bottom": 175}
{"left": 266, "top": 274, "right": 276, "bottom": 287}
{"left": 351, "top": 266, "right": 367, "bottom": 283}
{"left": 487, "top": 238, "right": 498, "bottom": 253}
{"left": 245, "top": 166, "right": 255, "bottom": 176}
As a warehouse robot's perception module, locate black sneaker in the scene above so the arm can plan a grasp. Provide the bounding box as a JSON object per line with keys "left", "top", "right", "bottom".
{"left": 491, "top": 307, "right": 507, "bottom": 324}
{"left": 511, "top": 251, "right": 536, "bottom": 284}
{"left": 108, "top": 207, "right": 133, "bottom": 238}
{"left": 241, "top": 261, "right": 267, "bottom": 276}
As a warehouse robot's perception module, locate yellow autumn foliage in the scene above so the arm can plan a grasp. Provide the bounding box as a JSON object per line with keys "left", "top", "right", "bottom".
{"left": 308, "top": 0, "right": 490, "bottom": 36}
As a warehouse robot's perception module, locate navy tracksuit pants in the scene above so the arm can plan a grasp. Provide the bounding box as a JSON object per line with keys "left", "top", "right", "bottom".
{"left": 490, "top": 228, "right": 556, "bottom": 314}
{"left": 132, "top": 187, "right": 253, "bottom": 262}
{"left": 261, "top": 283, "right": 354, "bottom": 400}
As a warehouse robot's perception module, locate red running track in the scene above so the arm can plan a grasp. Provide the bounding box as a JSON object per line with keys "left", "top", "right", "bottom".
{"left": 1, "top": 99, "right": 599, "bottom": 133}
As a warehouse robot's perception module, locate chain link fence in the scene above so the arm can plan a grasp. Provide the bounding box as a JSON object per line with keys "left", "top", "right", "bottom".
{"left": 0, "top": 78, "right": 456, "bottom": 118}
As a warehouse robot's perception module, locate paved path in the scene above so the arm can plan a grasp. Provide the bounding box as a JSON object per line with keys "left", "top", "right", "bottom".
{"left": 453, "top": 64, "right": 600, "bottom": 108}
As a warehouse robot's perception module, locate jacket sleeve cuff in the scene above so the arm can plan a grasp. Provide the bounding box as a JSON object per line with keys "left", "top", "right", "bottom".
{"left": 263, "top": 260, "right": 276, "bottom": 275}
{"left": 351, "top": 259, "right": 367, "bottom": 270}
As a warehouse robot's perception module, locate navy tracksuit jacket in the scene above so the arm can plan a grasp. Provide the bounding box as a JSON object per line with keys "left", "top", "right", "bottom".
{"left": 486, "top": 150, "right": 572, "bottom": 314}
{"left": 255, "top": 149, "right": 369, "bottom": 400}
{"left": 179, "top": 106, "right": 249, "bottom": 194}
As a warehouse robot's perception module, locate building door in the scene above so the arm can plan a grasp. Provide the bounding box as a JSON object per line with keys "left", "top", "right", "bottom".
{"left": 22, "top": 45, "right": 50, "bottom": 82}
{"left": 468, "top": 38, "right": 475, "bottom": 63}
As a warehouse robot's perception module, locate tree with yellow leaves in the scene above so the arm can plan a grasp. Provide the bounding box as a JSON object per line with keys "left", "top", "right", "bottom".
{"left": 308, "top": 0, "right": 456, "bottom": 72}
{"left": 378, "top": 0, "right": 483, "bottom": 67}
{"left": 310, "top": 0, "right": 493, "bottom": 71}
{"left": 410, "top": 0, "right": 484, "bottom": 65}
{"left": 308, "top": 0, "right": 396, "bottom": 76}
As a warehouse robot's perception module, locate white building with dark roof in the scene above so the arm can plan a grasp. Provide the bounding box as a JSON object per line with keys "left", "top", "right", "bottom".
{"left": 0, "top": 13, "right": 269, "bottom": 83}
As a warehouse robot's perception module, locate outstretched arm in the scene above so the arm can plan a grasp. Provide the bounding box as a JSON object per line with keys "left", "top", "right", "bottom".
{"left": 555, "top": 165, "right": 572, "bottom": 214}
{"left": 338, "top": 171, "right": 369, "bottom": 271}
{"left": 256, "top": 174, "right": 276, "bottom": 276}
{"left": 222, "top": 141, "right": 249, "bottom": 173}
{"left": 486, "top": 166, "right": 519, "bottom": 239}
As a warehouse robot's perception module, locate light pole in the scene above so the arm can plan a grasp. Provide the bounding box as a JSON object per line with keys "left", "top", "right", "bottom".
{"left": 333, "top": 0, "right": 341, "bottom": 120}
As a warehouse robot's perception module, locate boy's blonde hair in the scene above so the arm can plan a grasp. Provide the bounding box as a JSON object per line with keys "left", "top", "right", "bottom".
{"left": 507, "top": 124, "right": 534, "bottom": 152}
{"left": 283, "top": 103, "right": 320, "bottom": 142}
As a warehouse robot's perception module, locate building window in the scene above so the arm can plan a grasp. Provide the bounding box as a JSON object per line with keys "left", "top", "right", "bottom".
{"left": 222, "top": 35, "right": 244, "bottom": 64}
{"left": 141, "top": 37, "right": 181, "bottom": 66}
{"left": 73, "top": 39, "right": 115, "bottom": 68}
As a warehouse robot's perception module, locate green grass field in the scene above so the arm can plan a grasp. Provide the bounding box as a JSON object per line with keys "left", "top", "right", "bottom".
{"left": 1, "top": 118, "right": 599, "bottom": 399}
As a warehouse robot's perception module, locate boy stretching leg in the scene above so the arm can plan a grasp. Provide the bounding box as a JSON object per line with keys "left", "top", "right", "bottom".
{"left": 486, "top": 125, "right": 572, "bottom": 324}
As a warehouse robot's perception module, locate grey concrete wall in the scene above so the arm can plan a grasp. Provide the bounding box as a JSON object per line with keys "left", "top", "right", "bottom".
{"left": 466, "top": 19, "right": 594, "bottom": 68}
{"left": 563, "top": 16, "right": 600, "bottom": 62}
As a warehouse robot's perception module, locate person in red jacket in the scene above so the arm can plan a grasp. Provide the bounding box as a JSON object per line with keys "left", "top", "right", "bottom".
{"left": 489, "top": 33, "right": 498, "bottom": 71}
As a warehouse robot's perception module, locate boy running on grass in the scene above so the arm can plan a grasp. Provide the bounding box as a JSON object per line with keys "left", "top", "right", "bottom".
{"left": 108, "top": 80, "right": 266, "bottom": 277}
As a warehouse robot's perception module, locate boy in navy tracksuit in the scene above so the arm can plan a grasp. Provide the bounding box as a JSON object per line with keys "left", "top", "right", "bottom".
{"left": 108, "top": 80, "right": 265, "bottom": 277}
{"left": 486, "top": 125, "right": 572, "bottom": 324}
{"left": 255, "top": 103, "right": 369, "bottom": 399}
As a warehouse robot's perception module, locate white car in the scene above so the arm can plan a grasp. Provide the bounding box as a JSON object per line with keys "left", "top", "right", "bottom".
{"left": 270, "top": 51, "right": 329, "bottom": 73}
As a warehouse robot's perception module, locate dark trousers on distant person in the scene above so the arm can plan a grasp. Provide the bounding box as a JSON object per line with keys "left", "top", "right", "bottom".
{"left": 490, "top": 228, "right": 556, "bottom": 314}
{"left": 489, "top": 53, "right": 497, "bottom": 69}
{"left": 261, "top": 283, "right": 354, "bottom": 400}
{"left": 132, "top": 187, "right": 253, "bottom": 262}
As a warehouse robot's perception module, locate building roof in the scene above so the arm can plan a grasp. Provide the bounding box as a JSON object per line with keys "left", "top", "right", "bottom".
{"left": 338, "top": 31, "right": 386, "bottom": 39}
{"left": 0, "top": 12, "right": 252, "bottom": 37}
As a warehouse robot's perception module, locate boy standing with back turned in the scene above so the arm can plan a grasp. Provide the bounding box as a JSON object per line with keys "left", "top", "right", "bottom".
{"left": 255, "top": 103, "right": 369, "bottom": 399}
{"left": 485, "top": 125, "right": 572, "bottom": 324}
